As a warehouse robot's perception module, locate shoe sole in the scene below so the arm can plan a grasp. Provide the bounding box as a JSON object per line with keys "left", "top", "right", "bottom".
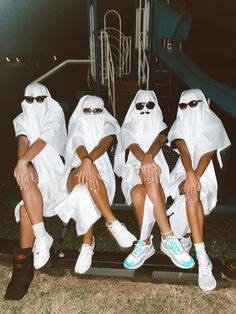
{"left": 198, "top": 281, "right": 217, "bottom": 291}
{"left": 124, "top": 247, "right": 156, "bottom": 270}
{"left": 34, "top": 235, "right": 53, "bottom": 270}
{"left": 160, "top": 243, "right": 195, "bottom": 269}
{"left": 75, "top": 262, "right": 92, "bottom": 274}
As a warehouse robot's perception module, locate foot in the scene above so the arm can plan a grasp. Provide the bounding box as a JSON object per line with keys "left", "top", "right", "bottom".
{"left": 198, "top": 254, "right": 217, "bottom": 291}
{"left": 5, "top": 248, "right": 34, "bottom": 300}
{"left": 161, "top": 235, "right": 195, "bottom": 269}
{"left": 105, "top": 220, "right": 137, "bottom": 248}
{"left": 180, "top": 236, "right": 192, "bottom": 253}
{"left": 33, "top": 232, "right": 53, "bottom": 269}
{"left": 75, "top": 237, "right": 95, "bottom": 274}
{"left": 123, "top": 235, "right": 155, "bottom": 270}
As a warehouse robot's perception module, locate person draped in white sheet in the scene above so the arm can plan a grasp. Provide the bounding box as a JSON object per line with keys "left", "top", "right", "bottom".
{"left": 167, "top": 88, "right": 231, "bottom": 291}
{"left": 5, "top": 83, "right": 67, "bottom": 301}
{"left": 55, "top": 95, "right": 136, "bottom": 274}
{"left": 114, "top": 90, "right": 195, "bottom": 270}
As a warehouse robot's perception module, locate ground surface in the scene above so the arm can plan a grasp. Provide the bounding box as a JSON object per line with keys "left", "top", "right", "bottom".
{"left": 1, "top": 263, "right": 236, "bottom": 314}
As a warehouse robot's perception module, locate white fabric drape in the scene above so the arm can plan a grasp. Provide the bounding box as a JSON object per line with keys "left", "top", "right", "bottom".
{"left": 167, "top": 89, "right": 231, "bottom": 238}
{"left": 115, "top": 90, "right": 170, "bottom": 240}
{"left": 13, "top": 83, "right": 67, "bottom": 221}
{"left": 54, "top": 95, "right": 120, "bottom": 235}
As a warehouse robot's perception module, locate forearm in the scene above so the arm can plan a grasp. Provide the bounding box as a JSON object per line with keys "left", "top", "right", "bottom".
{"left": 195, "top": 151, "right": 215, "bottom": 178}
{"left": 175, "top": 139, "right": 194, "bottom": 174}
{"left": 76, "top": 145, "right": 89, "bottom": 161}
{"left": 128, "top": 143, "right": 145, "bottom": 162}
{"left": 88, "top": 135, "right": 114, "bottom": 161}
{"left": 19, "top": 138, "right": 46, "bottom": 163}
{"left": 146, "top": 134, "right": 166, "bottom": 158}
{"left": 17, "top": 136, "right": 29, "bottom": 159}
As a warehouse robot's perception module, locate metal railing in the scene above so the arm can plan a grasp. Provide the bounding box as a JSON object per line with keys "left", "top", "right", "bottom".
{"left": 137, "top": 0, "right": 150, "bottom": 89}
{"left": 32, "top": 59, "right": 94, "bottom": 83}
{"left": 100, "top": 31, "right": 116, "bottom": 116}
{"left": 138, "top": 32, "right": 149, "bottom": 89}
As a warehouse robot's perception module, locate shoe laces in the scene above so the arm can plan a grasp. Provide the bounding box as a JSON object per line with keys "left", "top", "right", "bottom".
{"left": 106, "top": 220, "right": 127, "bottom": 231}
{"left": 33, "top": 237, "right": 47, "bottom": 254}
{"left": 166, "top": 236, "right": 183, "bottom": 254}
{"left": 132, "top": 241, "right": 145, "bottom": 257}
{"left": 199, "top": 259, "right": 212, "bottom": 276}
{"left": 79, "top": 244, "right": 93, "bottom": 257}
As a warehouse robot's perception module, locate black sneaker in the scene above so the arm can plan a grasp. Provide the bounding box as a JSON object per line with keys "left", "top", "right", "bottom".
{"left": 5, "top": 247, "right": 34, "bottom": 300}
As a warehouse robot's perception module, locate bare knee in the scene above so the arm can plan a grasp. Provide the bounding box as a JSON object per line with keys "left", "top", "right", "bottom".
{"left": 131, "top": 185, "right": 146, "bottom": 207}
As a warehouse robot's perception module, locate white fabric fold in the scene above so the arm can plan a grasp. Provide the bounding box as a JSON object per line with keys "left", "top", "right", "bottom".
{"left": 13, "top": 83, "right": 67, "bottom": 221}
{"left": 167, "top": 88, "right": 231, "bottom": 238}
{"left": 54, "top": 95, "right": 120, "bottom": 235}
{"left": 114, "top": 90, "right": 170, "bottom": 240}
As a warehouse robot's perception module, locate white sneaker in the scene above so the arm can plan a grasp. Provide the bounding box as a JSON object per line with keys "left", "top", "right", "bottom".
{"left": 74, "top": 238, "right": 95, "bottom": 274}
{"left": 105, "top": 220, "right": 137, "bottom": 248}
{"left": 161, "top": 235, "right": 195, "bottom": 269}
{"left": 180, "top": 236, "right": 192, "bottom": 253}
{"left": 198, "top": 254, "right": 217, "bottom": 291}
{"left": 33, "top": 232, "right": 53, "bottom": 269}
{"left": 124, "top": 235, "right": 155, "bottom": 270}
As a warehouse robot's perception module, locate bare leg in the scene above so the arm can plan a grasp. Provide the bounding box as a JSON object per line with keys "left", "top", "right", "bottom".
{"left": 179, "top": 182, "right": 204, "bottom": 243}
{"left": 131, "top": 184, "right": 146, "bottom": 232}
{"left": 186, "top": 199, "right": 204, "bottom": 243}
{"left": 140, "top": 172, "right": 171, "bottom": 238}
{"left": 20, "top": 166, "right": 43, "bottom": 225}
{"left": 68, "top": 169, "right": 116, "bottom": 222}
{"left": 131, "top": 184, "right": 152, "bottom": 244}
{"left": 83, "top": 225, "right": 94, "bottom": 245}
{"left": 88, "top": 181, "right": 116, "bottom": 221}
{"left": 19, "top": 205, "right": 34, "bottom": 248}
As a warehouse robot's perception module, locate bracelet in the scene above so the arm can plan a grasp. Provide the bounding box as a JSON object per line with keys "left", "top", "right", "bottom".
{"left": 82, "top": 156, "right": 93, "bottom": 163}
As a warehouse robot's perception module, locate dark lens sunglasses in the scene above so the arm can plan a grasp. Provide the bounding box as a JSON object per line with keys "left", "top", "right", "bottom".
{"left": 178, "top": 100, "right": 202, "bottom": 110}
{"left": 83, "top": 108, "right": 103, "bottom": 115}
{"left": 24, "top": 96, "right": 47, "bottom": 104}
{"left": 135, "top": 101, "right": 155, "bottom": 110}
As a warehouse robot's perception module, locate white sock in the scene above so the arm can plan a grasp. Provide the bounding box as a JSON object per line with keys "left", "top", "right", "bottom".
{"left": 32, "top": 222, "right": 46, "bottom": 239}
{"left": 194, "top": 242, "right": 207, "bottom": 258}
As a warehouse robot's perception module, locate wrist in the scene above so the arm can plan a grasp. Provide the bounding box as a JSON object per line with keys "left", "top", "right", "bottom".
{"left": 186, "top": 170, "right": 194, "bottom": 175}
{"left": 82, "top": 155, "right": 94, "bottom": 163}
{"left": 18, "top": 158, "right": 28, "bottom": 166}
{"left": 144, "top": 153, "right": 153, "bottom": 159}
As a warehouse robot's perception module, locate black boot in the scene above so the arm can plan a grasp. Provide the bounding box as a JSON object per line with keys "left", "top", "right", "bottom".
{"left": 5, "top": 247, "right": 34, "bottom": 300}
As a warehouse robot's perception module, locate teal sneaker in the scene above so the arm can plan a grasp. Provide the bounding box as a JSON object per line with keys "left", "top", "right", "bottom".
{"left": 161, "top": 235, "right": 195, "bottom": 269}
{"left": 123, "top": 236, "right": 155, "bottom": 270}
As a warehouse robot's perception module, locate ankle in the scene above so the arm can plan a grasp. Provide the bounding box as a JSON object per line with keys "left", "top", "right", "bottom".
{"left": 105, "top": 219, "right": 116, "bottom": 226}
{"left": 32, "top": 221, "right": 46, "bottom": 238}
{"left": 194, "top": 242, "right": 207, "bottom": 257}
{"left": 83, "top": 236, "right": 95, "bottom": 246}
{"left": 161, "top": 230, "right": 173, "bottom": 240}
{"left": 143, "top": 239, "right": 150, "bottom": 245}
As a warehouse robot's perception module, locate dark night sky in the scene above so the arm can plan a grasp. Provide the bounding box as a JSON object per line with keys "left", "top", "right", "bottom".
{"left": 0, "top": 0, "right": 236, "bottom": 58}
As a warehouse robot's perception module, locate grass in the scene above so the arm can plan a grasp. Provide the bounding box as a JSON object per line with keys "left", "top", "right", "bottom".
{"left": 1, "top": 263, "right": 236, "bottom": 314}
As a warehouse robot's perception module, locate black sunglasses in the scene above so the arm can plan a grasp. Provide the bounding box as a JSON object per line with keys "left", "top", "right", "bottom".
{"left": 24, "top": 96, "right": 47, "bottom": 104}
{"left": 135, "top": 101, "right": 155, "bottom": 110}
{"left": 178, "top": 100, "right": 202, "bottom": 110}
{"left": 83, "top": 108, "right": 103, "bottom": 115}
